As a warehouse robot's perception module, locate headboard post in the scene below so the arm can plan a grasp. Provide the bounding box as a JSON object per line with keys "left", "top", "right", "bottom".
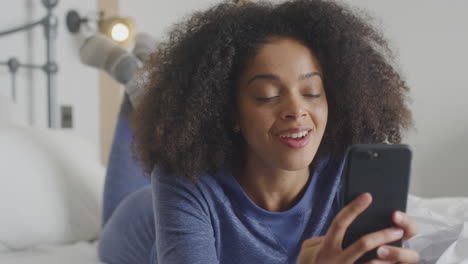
{"left": 97, "top": 0, "right": 122, "bottom": 166}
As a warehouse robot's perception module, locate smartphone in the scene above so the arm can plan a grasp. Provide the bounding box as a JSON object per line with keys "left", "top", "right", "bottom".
{"left": 341, "top": 144, "right": 412, "bottom": 263}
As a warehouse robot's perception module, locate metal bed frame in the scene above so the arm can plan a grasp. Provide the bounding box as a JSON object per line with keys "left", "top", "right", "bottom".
{"left": 0, "top": 0, "right": 59, "bottom": 128}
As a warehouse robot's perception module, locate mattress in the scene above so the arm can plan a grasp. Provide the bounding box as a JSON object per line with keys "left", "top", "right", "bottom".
{"left": 0, "top": 241, "right": 102, "bottom": 264}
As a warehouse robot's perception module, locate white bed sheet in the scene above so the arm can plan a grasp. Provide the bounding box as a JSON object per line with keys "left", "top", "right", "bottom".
{"left": 1, "top": 195, "right": 467, "bottom": 264}
{"left": 0, "top": 241, "right": 102, "bottom": 264}
{"left": 407, "top": 195, "right": 468, "bottom": 264}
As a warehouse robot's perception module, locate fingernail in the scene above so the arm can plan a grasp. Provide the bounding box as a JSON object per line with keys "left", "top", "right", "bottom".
{"left": 391, "top": 228, "right": 404, "bottom": 237}
{"left": 357, "top": 193, "right": 370, "bottom": 205}
{"left": 395, "top": 211, "right": 404, "bottom": 223}
{"left": 377, "top": 246, "right": 390, "bottom": 257}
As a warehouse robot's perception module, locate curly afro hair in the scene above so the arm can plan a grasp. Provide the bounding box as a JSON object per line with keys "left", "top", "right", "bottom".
{"left": 131, "top": 0, "right": 413, "bottom": 181}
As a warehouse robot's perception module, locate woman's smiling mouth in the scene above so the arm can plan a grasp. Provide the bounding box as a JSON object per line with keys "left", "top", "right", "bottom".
{"left": 277, "top": 128, "right": 313, "bottom": 149}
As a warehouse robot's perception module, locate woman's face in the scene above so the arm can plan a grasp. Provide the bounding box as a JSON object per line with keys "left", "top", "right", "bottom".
{"left": 236, "top": 37, "right": 328, "bottom": 172}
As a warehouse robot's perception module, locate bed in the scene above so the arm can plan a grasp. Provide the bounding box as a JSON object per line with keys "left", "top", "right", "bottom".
{"left": 0, "top": 95, "right": 104, "bottom": 263}
{"left": 0, "top": 241, "right": 101, "bottom": 264}
{"left": 1, "top": 95, "right": 467, "bottom": 264}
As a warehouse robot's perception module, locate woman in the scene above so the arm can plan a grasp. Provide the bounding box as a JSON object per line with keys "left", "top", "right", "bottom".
{"left": 99, "top": 0, "right": 419, "bottom": 263}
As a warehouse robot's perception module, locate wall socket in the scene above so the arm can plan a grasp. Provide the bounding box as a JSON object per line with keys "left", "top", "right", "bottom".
{"left": 61, "top": 105, "right": 73, "bottom": 129}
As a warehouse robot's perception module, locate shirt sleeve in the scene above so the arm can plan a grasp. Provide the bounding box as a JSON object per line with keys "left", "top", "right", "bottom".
{"left": 152, "top": 169, "right": 219, "bottom": 264}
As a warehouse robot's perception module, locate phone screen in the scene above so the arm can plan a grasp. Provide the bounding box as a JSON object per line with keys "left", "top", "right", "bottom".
{"left": 341, "top": 144, "right": 412, "bottom": 263}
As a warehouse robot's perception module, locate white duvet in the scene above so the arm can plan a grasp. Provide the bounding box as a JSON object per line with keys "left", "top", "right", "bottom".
{"left": 407, "top": 195, "right": 468, "bottom": 264}
{"left": 0, "top": 241, "right": 101, "bottom": 264}
{"left": 0, "top": 195, "right": 467, "bottom": 264}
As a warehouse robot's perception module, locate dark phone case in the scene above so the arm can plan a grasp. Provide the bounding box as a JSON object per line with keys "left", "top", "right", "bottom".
{"left": 341, "top": 144, "right": 412, "bottom": 263}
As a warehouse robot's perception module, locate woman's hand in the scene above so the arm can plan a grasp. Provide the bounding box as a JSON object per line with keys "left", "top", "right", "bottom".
{"left": 297, "top": 193, "right": 420, "bottom": 264}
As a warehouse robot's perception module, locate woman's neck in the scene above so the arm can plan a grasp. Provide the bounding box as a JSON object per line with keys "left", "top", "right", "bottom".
{"left": 235, "top": 159, "right": 311, "bottom": 212}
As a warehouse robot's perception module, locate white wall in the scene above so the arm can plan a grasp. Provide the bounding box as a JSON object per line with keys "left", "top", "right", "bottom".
{"left": 120, "top": 0, "right": 468, "bottom": 198}
{"left": 0, "top": 0, "right": 99, "bottom": 155}
{"left": 342, "top": 0, "right": 468, "bottom": 197}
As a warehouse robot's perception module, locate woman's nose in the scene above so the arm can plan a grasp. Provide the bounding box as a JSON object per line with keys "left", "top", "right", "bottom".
{"left": 280, "top": 97, "right": 307, "bottom": 120}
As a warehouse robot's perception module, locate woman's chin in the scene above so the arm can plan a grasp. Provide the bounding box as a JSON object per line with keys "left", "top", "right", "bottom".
{"left": 274, "top": 148, "right": 318, "bottom": 171}
{"left": 276, "top": 158, "right": 313, "bottom": 172}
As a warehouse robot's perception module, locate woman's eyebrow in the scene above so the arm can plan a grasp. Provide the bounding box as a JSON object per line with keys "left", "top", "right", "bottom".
{"left": 246, "top": 74, "right": 279, "bottom": 87}
{"left": 299, "top": 72, "right": 321, "bottom": 80}
{"left": 247, "top": 72, "right": 321, "bottom": 87}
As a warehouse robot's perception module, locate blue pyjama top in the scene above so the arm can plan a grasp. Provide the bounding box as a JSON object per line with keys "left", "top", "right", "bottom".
{"left": 152, "top": 156, "right": 345, "bottom": 264}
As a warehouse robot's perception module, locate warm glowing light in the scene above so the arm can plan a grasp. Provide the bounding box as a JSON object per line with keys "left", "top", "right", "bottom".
{"left": 111, "top": 23, "right": 129, "bottom": 42}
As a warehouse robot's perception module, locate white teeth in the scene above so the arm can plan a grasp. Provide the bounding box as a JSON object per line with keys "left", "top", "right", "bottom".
{"left": 280, "top": 130, "right": 309, "bottom": 139}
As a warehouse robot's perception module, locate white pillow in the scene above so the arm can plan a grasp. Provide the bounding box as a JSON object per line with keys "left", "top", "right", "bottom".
{"left": 0, "top": 124, "right": 105, "bottom": 250}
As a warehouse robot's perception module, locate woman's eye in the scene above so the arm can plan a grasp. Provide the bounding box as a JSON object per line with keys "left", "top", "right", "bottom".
{"left": 304, "top": 94, "right": 321, "bottom": 98}
{"left": 255, "top": 96, "right": 279, "bottom": 102}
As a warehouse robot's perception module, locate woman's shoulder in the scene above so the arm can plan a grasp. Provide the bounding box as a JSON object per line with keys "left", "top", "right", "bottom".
{"left": 151, "top": 167, "right": 230, "bottom": 206}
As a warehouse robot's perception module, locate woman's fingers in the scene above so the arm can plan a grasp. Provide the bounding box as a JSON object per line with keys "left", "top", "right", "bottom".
{"left": 341, "top": 227, "right": 404, "bottom": 261}
{"left": 301, "top": 236, "right": 325, "bottom": 248}
{"left": 297, "top": 236, "right": 325, "bottom": 264}
{"left": 323, "top": 193, "right": 372, "bottom": 249}
{"left": 363, "top": 260, "right": 394, "bottom": 264}
{"left": 375, "top": 245, "right": 420, "bottom": 263}
{"left": 392, "top": 211, "right": 418, "bottom": 242}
